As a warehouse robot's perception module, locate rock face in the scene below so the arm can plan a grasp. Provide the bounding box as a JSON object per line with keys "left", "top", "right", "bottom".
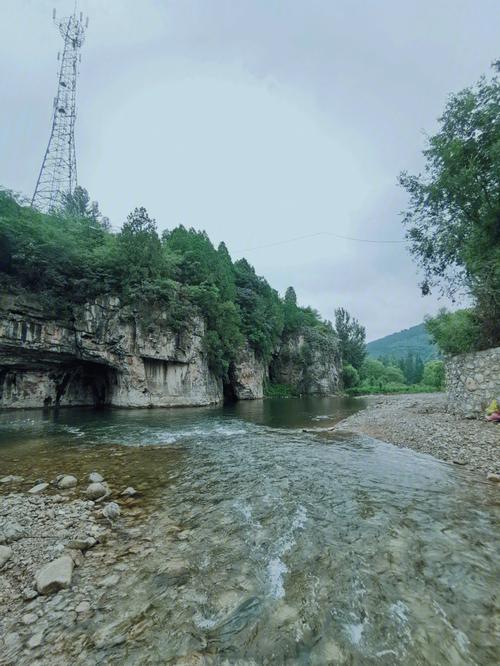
{"left": 270, "top": 327, "right": 341, "bottom": 395}
{"left": 445, "top": 347, "right": 500, "bottom": 416}
{"left": 0, "top": 292, "right": 222, "bottom": 409}
{"left": 229, "top": 344, "right": 267, "bottom": 400}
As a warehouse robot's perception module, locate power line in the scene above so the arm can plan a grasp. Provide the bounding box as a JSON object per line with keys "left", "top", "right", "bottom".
{"left": 237, "top": 230, "right": 407, "bottom": 253}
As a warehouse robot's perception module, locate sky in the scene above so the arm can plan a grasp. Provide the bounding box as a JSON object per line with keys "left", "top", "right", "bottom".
{"left": 1, "top": 1, "right": 499, "bottom": 340}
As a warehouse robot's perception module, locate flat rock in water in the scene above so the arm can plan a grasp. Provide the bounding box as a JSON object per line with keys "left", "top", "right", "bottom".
{"left": 0, "top": 475, "right": 23, "bottom": 484}
{"left": 86, "top": 482, "right": 107, "bottom": 499}
{"left": 35, "top": 555, "right": 74, "bottom": 595}
{"left": 57, "top": 475, "right": 77, "bottom": 489}
{"left": 28, "top": 482, "right": 49, "bottom": 494}
{"left": 0, "top": 545, "right": 12, "bottom": 568}
{"left": 89, "top": 472, "right": 104, "bottom": 483}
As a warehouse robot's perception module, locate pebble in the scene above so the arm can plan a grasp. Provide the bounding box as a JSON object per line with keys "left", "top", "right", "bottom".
{"left": 85, "top": 482, "right": 107, "bottom": 500}
{"left": 121, "top": 486, "right": 138, "bottom": 497}
{"left": 100, "top": 573, "right": 120, "bottom": 588}
{"left": 0, "top": 544, "right": 13, "bottom": 568}
{"left": 57, "top": 475, "right": 78, "bottom": 489}
{"left": 75, "top": 600, "right": 91, "bottom": 613}
{"left": 27, "top": 631, "right": 44, "bottom": 649}
{"left": 28, "top": 482, "right": 49, "bottom": 494}
{"left": 22, "top": 588, "right": 39, "bottom": 601}
{"left": 102, "top": 502, "right": 120, "bottom": 521}
{"left": 22, "top": 612, "right": 38, "bottom": 625}
{"left": 486, "top": 472, "right": 500, "bottom": 482}
{"left": 89, "top": 472, "right": 104, "bottom": 483}
{"left": 0, "top": 475, "right": 24, "bottom": 483}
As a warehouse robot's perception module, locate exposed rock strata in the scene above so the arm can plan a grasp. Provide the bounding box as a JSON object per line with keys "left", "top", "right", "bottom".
{"left": 270, "top": 328, "right": 341, "bottom": 395}
{"left": 0, "top": 293, "right": 222, "bottom": 408}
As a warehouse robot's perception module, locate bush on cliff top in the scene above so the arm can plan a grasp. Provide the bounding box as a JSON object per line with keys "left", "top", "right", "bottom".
{"left": 0, "top": 189, "right": 332, "bottom": 379}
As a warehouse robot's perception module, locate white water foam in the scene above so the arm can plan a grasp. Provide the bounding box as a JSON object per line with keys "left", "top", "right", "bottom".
{"left": 267, "top": 504, "right": 308, "bottom": 599}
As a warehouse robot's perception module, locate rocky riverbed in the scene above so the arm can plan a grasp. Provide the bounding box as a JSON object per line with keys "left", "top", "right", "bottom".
{"left": 0, "top": 472, "right": 155, "bottom": 665}
{"left": 332, "top": 393, "right": 499, "bottom": 478}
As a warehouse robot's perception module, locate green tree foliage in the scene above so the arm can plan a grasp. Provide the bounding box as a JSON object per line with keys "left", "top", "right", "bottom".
{"left": 61, "top": 185, "right": 110, "bottom": 229}
{"left": 422, "top": 360, "right": 445, "bottom": 389}
{"left": 342, "top": 363, "right": 359, "bottom": 388}
{"left": 334, "top": 307, "right": 366, "bottom": 369}
{"left": 425, "top": 308, "right": 480, "bottom": 355}
{"left": 400, "top": 69, "right": 500, "bottom": 349}
{"left": 397, "top": 352, "right": 424, "bottom": 384}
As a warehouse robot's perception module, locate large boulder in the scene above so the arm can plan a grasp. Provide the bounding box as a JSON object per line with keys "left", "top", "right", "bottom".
{"left": 57, "top": 475, "right": 77, "bottom": 489}
{"left": 35, "top": 555, "right": 74, "bottom": 595}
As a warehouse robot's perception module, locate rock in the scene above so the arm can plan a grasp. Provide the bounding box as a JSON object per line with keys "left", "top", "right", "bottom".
{"left": 75, "top": 600, "right": 91, "bottom": 613}
{"left": 486, "top": 472, "right": 500, "bottom": 482}
{"left": 66, "top": 548, "right": 84, "bottom": 567}
{"left": 89, "top": 472, "right": 104, "bottom": 483}
{"left": 27, "top": 631, "right": 44, "bottom": 649}
{"left": 22, "top": 588, "right": 39, "bottom": 600}
{"left": 28, "top": 482, "right": 49, "bottom": 494}
{"left": 35, "top": 555, "right": 74, "bottom": 595}
{"left": 0, "top": 544, "right": 12, "bottom": 568}
{"left": 0, "top": 521, "right": 25, "bottom": 544}
{"left": 0, "top": 475, "right": 23, "bottom": 483}
{"left": 85, "top": 482, "right": 107, "bottom": 500}
{"left": 121, "top": 486, "right": 138, "bottom": 497}
{"left": 22, "top": 612, "right": 38, "bottom": 625}
{"left": 100, "top": 573, "right": 120, "bottom": 588}
{"left": 102, "top": 502, "right": 120, "bottom": 521}
{"left": 66, "top": 536, "right": 97, "bottom": 551}
{"left": 57, "top": 475, "right": 77, "bottom": 489}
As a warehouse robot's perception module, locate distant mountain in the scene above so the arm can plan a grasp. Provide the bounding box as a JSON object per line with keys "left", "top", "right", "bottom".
{"left": 366, "top": 323, "right": 439, "bottom": 361}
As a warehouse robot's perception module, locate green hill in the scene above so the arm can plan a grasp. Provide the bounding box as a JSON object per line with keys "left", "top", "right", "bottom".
{"left": 366, "top": 323, "right": 439, "bottom": 361}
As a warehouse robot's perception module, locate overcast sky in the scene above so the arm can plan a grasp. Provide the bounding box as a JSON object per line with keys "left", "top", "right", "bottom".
{"left": 1, "top": 1, "right": 498, "bottom": 340}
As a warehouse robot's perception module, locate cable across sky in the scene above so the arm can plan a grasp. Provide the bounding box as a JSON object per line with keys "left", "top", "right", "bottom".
{"left": 237, "top": 230, "right": 407, "bottom": 253}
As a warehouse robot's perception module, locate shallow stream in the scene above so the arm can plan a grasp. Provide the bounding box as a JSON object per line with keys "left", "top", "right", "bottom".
{"left": 0, "top": 397, "right": 498, "bottom": 664}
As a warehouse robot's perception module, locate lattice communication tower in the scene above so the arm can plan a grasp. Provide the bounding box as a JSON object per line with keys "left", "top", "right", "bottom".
{"left": 32, "top": 8, "right": 88, "bottom": 212}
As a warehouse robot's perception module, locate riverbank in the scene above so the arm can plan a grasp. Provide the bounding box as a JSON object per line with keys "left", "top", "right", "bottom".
{"left": 332, "top": 393, "right": 499, "bottom": 477}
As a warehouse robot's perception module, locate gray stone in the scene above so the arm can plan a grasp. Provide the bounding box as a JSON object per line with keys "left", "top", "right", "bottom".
{"left": 85, "top": 482, "right": 107, "bottom": 499}
{"left": 102, "top": 502, "right": 120, "bottom": 521}
{"left": 446, "top": 347, "right": 500, "bottom": 416}
{"left": 100, "top": 573, "right": 120, "bottom": 587}
{"left": 28, "top": 482, "right": 49, "bottom": 494}
{"left": 0, "top": 544, "right": 12, "bottom": 568}
{"left": 486, "top": 472, "right": 500, "bottom": 482}
{"left": 66, "top": 536, "right": 97, "bottom": 551}
{"left": 121, "top": 486, "right": 138, "bottom": 497}
{"left": 27, "top": 631, "right": 44, "bottom": 649}
{"left": 75, "top": 600, "right": 91, "bottom": 613}
{"left": 35, "top": 555, "right": 74, "bottom": 595}
{"left": 57, "top": 475, "right": 77, "bottom": 489}
{"left": 22, "top": 612, "right": 38, "bottom": 625}
{"left": 89, "top": 471, "right": 104, "bottom": 483}
{"left": 0, "top": 475, "right": 23, "bottom": 483}
{"left": 22, "top": 588, "right": 39, "bottom": 600}
{"left": 0, "top": 521, "right": 25, "bottom": 544}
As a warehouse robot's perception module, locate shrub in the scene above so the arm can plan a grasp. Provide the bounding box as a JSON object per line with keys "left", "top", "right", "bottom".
{"left": 342, "top": 364, "right": 359, "bottom": 388}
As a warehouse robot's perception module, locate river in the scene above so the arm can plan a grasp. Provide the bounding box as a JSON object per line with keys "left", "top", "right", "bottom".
{"left": 0, "top": 396, "right": 498, "bottom": 664}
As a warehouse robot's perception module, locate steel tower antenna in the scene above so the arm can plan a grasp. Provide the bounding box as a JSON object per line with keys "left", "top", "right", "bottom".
{"left": 32, "top": 7, "right": 88, "bottom": 212}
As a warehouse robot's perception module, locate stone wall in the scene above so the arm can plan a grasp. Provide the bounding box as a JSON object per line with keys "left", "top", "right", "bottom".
{"left": 445, "top": 347, "right": 500, "bottom": 416}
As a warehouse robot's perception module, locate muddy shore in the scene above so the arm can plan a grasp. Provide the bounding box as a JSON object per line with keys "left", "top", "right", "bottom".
{"left": 332, "top": 393, "right": 499, "bottom": 477}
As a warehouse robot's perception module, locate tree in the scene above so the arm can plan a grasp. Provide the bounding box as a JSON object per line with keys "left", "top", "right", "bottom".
{"left": 400, "top": 69, "right": 500, "bottom": 349}
{"left": 342, "top": 364, "right": 359, "bottom": 388}
{"left": 334, "top": 307, "right": 366, "bottom": 369}
{"left": 61, "top": 186, "right": 110, "bottom": 229}
{"left": 422, "top": 360, "right": 445, "bottom": 389}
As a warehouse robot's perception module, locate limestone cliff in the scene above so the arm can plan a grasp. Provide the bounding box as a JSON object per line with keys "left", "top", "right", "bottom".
{"left": 0, "top": 293, "right": 222, "bottom": 409}
{"left": 229, "top": 344, "right": 268, "bottom": 400}
{"left": 270, "top": 327, "right": 341, "bottom": 395}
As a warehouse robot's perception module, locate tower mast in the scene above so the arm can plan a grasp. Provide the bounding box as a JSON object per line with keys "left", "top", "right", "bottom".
{"left": 32, "top": 8, "right": 88, "bottom": 212}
